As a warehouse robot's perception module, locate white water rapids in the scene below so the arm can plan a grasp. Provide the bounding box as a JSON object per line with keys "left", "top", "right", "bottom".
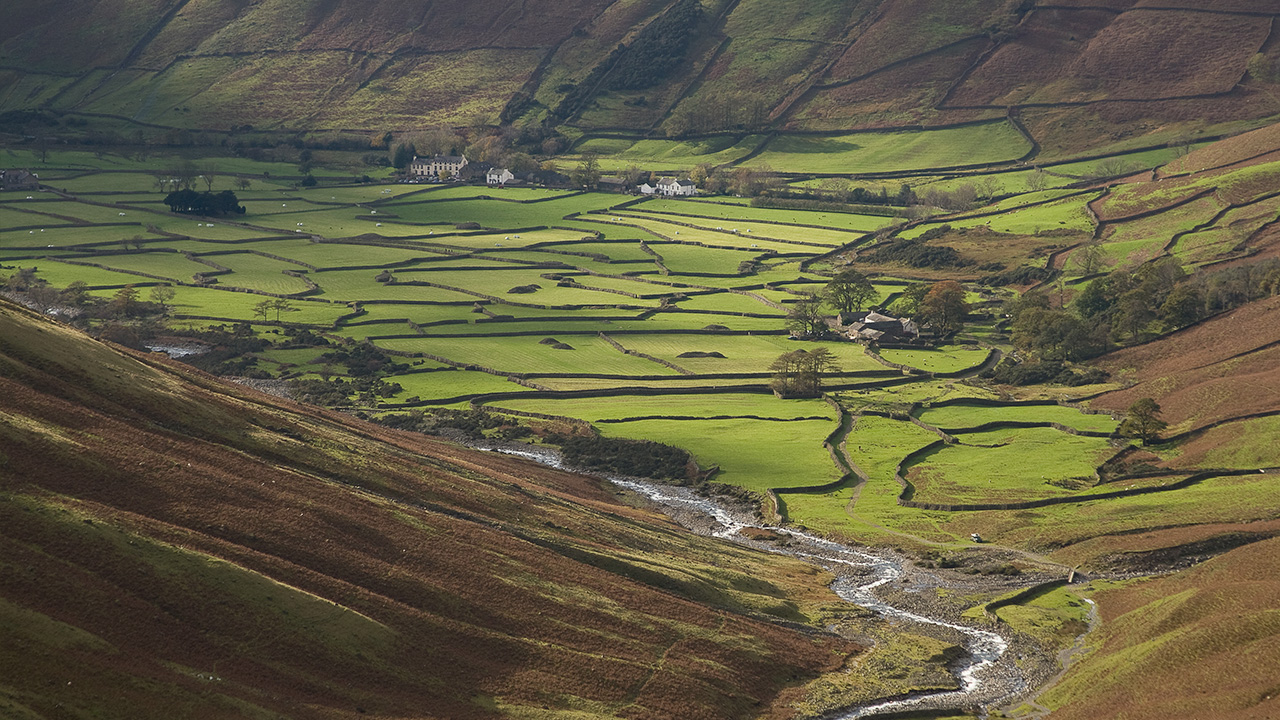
{"left": 480, "top": 445, "right": 1022, "bottom": 718}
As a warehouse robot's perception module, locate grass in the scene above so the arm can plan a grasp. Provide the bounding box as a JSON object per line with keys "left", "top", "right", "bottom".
{"left": 614, "top": 334, "right": 884, "bottom": 374}
{"left": 375, "top": 335, "right": 684, "bottom": 376}
{"left": 388, "top": 370, "right": 534, "bottom": 403}
{"left": 905, "top": 427, "right": 1117, "bottom": 505}
{"left": 901, "top": 193, "right": 1098, "bottom": 239}
{"left": 488, "top": 393, "right": 833, "bottom": 422}
{"left": 741, "top": 122, "right": 1033, "bottom": 174}
{"left": 915, "top": 402, "right": 1119, "bottom": 434}
{"left": 12, "top": 159, "right": 1276, "bottom": 575}
{"left": 634, "top": 198, "right": 893, "bottom": 233}
{"left": 597, "top": 417, "right": 840, "bottom": 490}
{"left": 877, "top": 347, "right": 990, "bottom": 374}
{"left": 617, "top": 210, "right": 865, "bottom": 248}
{"left": 380, "top": 194, "right": 627, "bottom": 229}
{"left": 566, "top": 136, "right": 766, "bottom": 172}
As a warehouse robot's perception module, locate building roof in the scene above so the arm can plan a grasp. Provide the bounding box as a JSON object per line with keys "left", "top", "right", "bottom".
{"left": 413, "top": 154, "right": 466, "bottom": 165}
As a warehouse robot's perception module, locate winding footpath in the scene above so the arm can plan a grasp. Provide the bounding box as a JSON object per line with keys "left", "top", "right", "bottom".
{"left": 480, "top": 445, "right": 1031, "bottom": 718}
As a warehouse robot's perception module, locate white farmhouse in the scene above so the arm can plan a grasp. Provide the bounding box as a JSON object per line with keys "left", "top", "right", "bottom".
{"left": 639, "top": 182, "right": 657, "bottom": 195}
{"left": 655, "top": 177, "right": 697, "bottom": 197}
{"left": 487, "top": 168, "right": 515, "bottom": 185}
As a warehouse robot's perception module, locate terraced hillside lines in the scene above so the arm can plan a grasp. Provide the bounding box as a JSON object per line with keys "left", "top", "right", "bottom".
{"left": 0, "top": 301, "right": 860, "bottom": 719}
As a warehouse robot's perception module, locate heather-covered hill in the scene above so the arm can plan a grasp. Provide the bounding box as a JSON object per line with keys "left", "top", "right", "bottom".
{"left": 2, "top": 0, "right": 1278, "bottom": 155}
{"left": 1040, "top": 535, "right": 1280, "bottom": 720}
{"left": 0, "top": 299, "right": 858, "bottom": 719}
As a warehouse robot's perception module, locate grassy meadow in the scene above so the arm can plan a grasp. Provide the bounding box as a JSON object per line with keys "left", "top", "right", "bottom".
{"left": 3, "top": 142, "right": 1275, "bottom": 574}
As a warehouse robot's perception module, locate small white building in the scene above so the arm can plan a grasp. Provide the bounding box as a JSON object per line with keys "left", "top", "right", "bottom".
{"left": 639, "top": 182, "right": 657, "bottom": 195}
{"left": 655, "top": 177, "right": 697, "bottom": 197}
{"left": 409, "top": 154, "right": 468, "bottom": 179}
{"left": 486, "top": 168, "right": 515, "bottom": 186}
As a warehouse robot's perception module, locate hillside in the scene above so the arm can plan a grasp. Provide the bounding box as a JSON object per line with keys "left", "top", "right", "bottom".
{"left": 0, "top": 299, "right": 860, "bottom": 719}
{"left": 2, "top": 0, "right": 1279, "bottom": 160}
{"left": 1038, "top": 535, "right": 1280, "bottom": 720}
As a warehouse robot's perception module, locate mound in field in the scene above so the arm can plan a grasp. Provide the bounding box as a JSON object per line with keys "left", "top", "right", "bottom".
{"left": 0, "top": 300, "right": 858, "bottom": 719}
{"left": 677, "top": 350, "right": 727, "bottom": 358}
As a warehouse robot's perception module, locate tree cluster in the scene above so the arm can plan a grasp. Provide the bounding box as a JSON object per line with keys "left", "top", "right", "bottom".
{"left": 549, "top": 434, "right": 694, "bottom": 481}
{"left": 664, "top": 90, "right": 769, "bottom": 136}
{"left": 163, "top": 189, "right": 245, "bottom": 216}
{"left": 863, "top": 236, "right": 972, "bottom": 269}
{"left": 608, "top": 0, "right": 703, "bottom": 90}
{"left": 770, "top": 348, "right": 839, "bottom": 398}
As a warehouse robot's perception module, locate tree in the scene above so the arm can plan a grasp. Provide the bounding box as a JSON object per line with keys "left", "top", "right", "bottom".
{"left": 149, "top": 284, "right": 176, "bottom": 313}
{"left": 570, "top": 153, "right": 601, "bottom": 189}
{"left": 253, "top": 299, "right": 273, "bottom": 323}
{"left": 1074, "top": 242, "right": 1105, "bottom": 276}
{"left": 919, "top": 281, "right": 969, "bottom": 334}
{"left": 891, "top": 282, "right": 931, "bottom": 317}
{"left": 266, "top": 298, "right": 300, "bottom": 322}
{"left": 770, "top": 348, "right": 840, "bottom": 398}
{"left": 1010, "top": 307, "right": 1107, "bottom": 361}
{"left": 61, "top": 280, "right": 91, "bottom": 307}
{"left": 1160, "top": 283, "right": 1205, "bottom": 328}
{"left": 110, "top": 285, "right": 140, "bottom": 317}
{"left": 199, "top": 165, "right": 217, "bottom": 192}
{"left": 235, "top": 176, "right": 252, "bottom": 191}
{"left": 826, "top": 269, "right": 877, "bottom": 315}
{"left": 391, "top": 143, "right": 416, "bottom": 169}
{"left": 785, "top": 292, "right": 827, "bottom": 337}
{"left": 1110, "top": 289, "right": 1155, "bottom": 341}
{"left": 1119, "top": 398, "right": 1167, "bottom": 446}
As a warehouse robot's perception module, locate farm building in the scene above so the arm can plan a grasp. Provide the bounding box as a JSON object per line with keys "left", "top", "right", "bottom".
{"left": 841, "top": 310, "right": 919, "bottom": 344}
{"left": 409, "top": 154, "right": 468, "bottom": 179}
{"left": 0, "top": 170, "right": 39, "bottom": 191}
{"left": 640, "top": 178, "right": 697, "bottom": 196}
{"left": 597, "top": 176, "right": 629, "bottom": 193}
{"left": 487, "top": 168, "right": 515, "bottom": 185}
{"left": 657, "top": 177, "right": 697, "bottom": 196}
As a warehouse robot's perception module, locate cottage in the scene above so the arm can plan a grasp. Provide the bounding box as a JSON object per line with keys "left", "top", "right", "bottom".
{"left": 486, "top": 168, "right": 515, "bottom": 186}
{"left": 843, "top": 310, "right": 919, "bottom": 344}
{"left": 638, "top": 182, "right": 657, "bottom": 195}
{"left": 0, "top": 170, "right": 39, "bottom": 191}
{"left": 655, "top": 177, "right": 697, "bottom": 197}
{"left": 597, "top": 176, "right": 628, "bottom": 193}
{"left": 408, "top": 154, "right": 468, "bottom": 180}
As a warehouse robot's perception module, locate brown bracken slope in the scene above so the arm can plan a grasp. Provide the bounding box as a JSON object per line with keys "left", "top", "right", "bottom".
{"left": 1092, "top": 294, "right": 1280, "bottom": 437}
{"left": 1042, "top": 535, "right": 1280, "bottom": 720}
{"left": 0, "top": 299, "right": 858, "bottom": 720}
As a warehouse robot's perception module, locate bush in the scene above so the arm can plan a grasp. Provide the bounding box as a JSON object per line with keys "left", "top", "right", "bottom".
{"left": 548, "top": 434, "right": 692, "bottom": 481}
{"left": 863, "top": 237, "right": 971, "bottom": 269}
{"left": 982, "top": 358, "right": 1109, "bottom": 386}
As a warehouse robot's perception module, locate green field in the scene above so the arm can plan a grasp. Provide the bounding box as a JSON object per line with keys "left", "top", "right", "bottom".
{"left": 905, "top": 427, "right": 1116, "bottom": 505}
{"left": 598, "top": 417, "right": 841, "bottom": 491}
{"left": 741, "top": 123, "right": 1033, "bottom": 174}
{"left": 6, "top": 152, "right": 1254, "bottom": 568}
{"left": 916, "top": 402, "right": 1119, "bottom": 434}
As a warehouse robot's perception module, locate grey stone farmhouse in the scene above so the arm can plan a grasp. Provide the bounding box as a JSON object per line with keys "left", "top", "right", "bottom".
{"left": 0, "top": 170, "right": 39, "bottom": 191}
{"left": 409, "top": 154, "right": 468, "bottom": 179}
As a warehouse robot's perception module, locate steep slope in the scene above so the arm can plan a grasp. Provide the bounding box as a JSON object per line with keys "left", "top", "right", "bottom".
{"left": 1092, "top": 294, "right": 1280, "bottom": 440}
{"left": 1040, "top": 535, "right": 1280, "bottom": 720}
{"left": 0, "top": 299, "right": 858, "bottom": 720}
{"left": 1, "top": 0, "right": 1277, "bottom": 153}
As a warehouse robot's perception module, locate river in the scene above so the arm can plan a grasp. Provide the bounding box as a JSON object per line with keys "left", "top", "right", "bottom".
{"left": 478, "top": 445, "right": 1028, "bottom": 718}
